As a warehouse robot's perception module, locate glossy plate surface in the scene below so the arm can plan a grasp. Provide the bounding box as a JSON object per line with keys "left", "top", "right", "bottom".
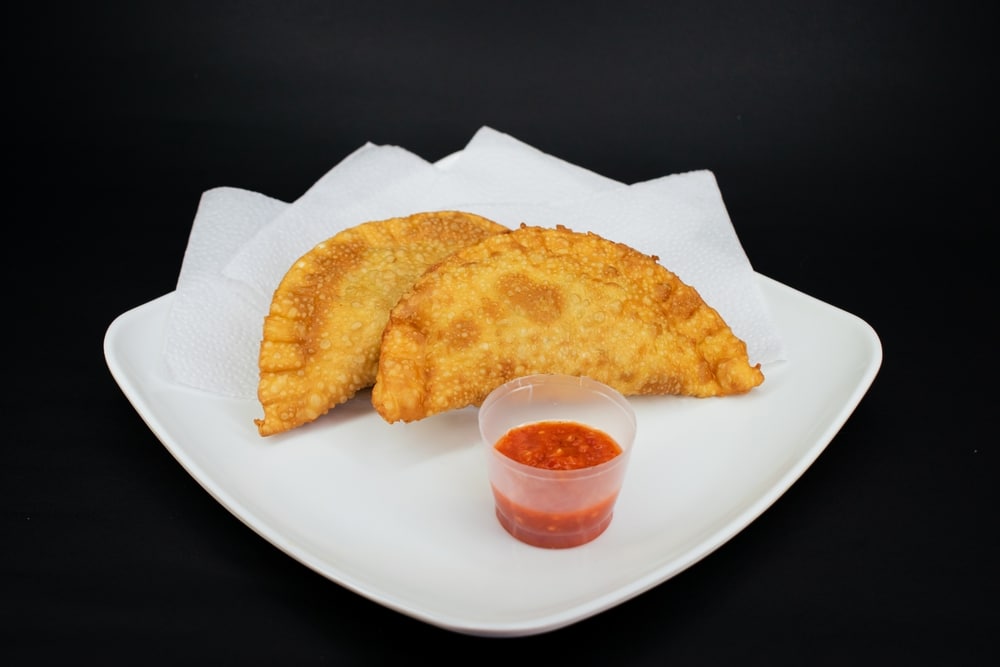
{"left": 104, "top": 273, "right": 881, "bottom": 637}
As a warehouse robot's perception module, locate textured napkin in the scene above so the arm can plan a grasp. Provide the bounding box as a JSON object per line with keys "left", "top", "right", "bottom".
{"left": 162, "top": 126, "right": 785, "bottom": 400}
{"left": 161, "top": 187, "right": 289, "bottom": 398}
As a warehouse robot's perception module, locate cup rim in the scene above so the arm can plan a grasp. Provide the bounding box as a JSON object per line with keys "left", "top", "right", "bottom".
{"left": 480, "top": 373, "right": 636, "bottom": 421}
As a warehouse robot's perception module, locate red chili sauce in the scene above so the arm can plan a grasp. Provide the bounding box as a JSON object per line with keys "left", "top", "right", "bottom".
{"left": 494, "top": 420, "right": 622, "bottom": 470}
{"left": 492, "top": 421, "right": 623, "bottom": 548}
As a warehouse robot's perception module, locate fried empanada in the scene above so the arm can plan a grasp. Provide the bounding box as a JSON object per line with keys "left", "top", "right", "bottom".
{"left": 255, "top": 211, "right": 509, "bottom": 436}
{"left": 372, "top": 224, "right": 764, "bottom": 423}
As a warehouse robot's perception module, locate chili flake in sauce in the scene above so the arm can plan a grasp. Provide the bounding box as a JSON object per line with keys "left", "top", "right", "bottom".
{"left": 494, "top": 420, "right": 622, "bottom": 470}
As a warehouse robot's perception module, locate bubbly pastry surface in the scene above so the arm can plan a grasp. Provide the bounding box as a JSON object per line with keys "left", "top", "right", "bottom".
{"left": 372, "top": 224, "right": 764, "bottom": 423}
{"left": 255, "top": 211, "right": 509, "bottom": 436}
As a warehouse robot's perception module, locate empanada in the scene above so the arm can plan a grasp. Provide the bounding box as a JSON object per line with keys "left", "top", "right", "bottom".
{"left": 372, "top": 224, "right": 764, "bottom": 423}
{"left": 255, "top": 211, "right": 509, "bottom": 436}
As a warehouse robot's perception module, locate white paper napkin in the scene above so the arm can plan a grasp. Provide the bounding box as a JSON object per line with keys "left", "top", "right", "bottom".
{"left": 161, "top": 187, "right": 289, "bottom": 398}
{"left": 162, "top": 126, "right": 786, "bottom": 400}
{"left": 223, "top": 127, "right": 624, "bottom": 296}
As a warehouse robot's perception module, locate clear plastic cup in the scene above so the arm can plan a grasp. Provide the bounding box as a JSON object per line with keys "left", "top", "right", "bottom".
{"left": 478, "top": 374, "right": 637, "bottom": 548}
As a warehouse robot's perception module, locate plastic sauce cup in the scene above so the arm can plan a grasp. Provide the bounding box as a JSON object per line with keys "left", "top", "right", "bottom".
{"left": 478, "top": 374, "right": 637, "bottom": 549}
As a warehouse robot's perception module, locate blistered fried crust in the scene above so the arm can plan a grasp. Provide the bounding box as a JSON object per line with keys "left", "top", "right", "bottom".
{"left": 372, "top": 224, "right": 764, "bottom": 423}
{"left": 254, "top": 211, "right": 509, "bottom": 436}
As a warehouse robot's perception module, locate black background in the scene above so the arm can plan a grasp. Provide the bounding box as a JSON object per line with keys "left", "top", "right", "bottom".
{"left": 4, "top": 1, "right": 994, "bottom": 664}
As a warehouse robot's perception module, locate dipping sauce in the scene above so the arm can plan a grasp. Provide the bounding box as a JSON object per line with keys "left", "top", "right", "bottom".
{"left": 492, "top": 420, "right": 624, "bottom": 548}
{"left": 494, "top": 421, "right": 623, "bottom": 470}
{"left": 491, "top": 487, "right": 620, "bottom": 548}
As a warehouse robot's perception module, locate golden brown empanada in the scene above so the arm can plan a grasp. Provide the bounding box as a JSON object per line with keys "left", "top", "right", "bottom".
{"left": 372, "top": 224, "right": 764, "bottom": 423}
{"left": 255, "top": 211, "right": 509, "bottom": 436}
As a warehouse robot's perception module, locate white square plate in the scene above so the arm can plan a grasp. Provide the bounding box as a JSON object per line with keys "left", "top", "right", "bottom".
{"left": 104, "top": 273, "right": 881, "bottom": 637}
